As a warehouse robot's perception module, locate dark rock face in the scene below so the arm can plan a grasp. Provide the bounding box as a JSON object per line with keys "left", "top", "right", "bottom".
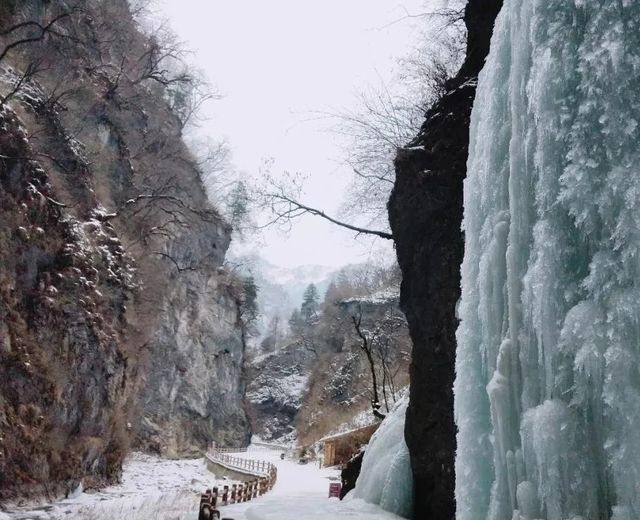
{"left": 340, "top": 451, "right": 364, "bottom": 499}
{"left": 0, "top": 99, "right": 136, "bottom": 501}
{"left": 388, "top": 2, "right": 503, "bottom": 518}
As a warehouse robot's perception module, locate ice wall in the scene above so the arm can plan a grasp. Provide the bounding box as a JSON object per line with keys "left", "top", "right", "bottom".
{"left": 349, "top": 397, "right": 412, "bottom": 518}
{"left": 455, "top": 1, "right": 640, "bottom": 520}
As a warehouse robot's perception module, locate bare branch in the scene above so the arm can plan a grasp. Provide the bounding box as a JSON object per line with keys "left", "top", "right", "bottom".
{"left": 351, "top": 310, "right": 386, "bottom": 420}
{"left": 0, "top": 10, "right": 77, "bottom": 63}
{"left": 259, "top": 175, "right": 393, "bottom": 240}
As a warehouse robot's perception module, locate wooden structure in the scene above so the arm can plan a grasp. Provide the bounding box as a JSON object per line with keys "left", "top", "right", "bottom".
{"left": 320, "top": 423, "right": 379, "bottom": 467}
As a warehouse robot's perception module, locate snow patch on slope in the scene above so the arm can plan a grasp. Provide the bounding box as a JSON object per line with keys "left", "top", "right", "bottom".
{"left": 247, "top": 373, "right": 309, "bottom": 408}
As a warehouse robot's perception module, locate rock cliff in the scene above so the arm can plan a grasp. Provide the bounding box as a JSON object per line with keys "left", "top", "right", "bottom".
{"left": 0, "top": 103, "right": 136, "bottom": 500}
{"left": 246, "top": 344, "right": 314, "bottom": 443}
{"left": 388, "top": 1, "right": 503, "bottom": 518}
{"left": 137, "top": 248, "right": 251, "bottom": 456}
{"left": 0, "top": 0, "right": 248, "bottom": 500}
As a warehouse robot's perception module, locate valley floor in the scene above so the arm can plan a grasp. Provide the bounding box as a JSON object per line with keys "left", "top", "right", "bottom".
{"left": 2, "top": 450, "right": 404, "bottom": 520}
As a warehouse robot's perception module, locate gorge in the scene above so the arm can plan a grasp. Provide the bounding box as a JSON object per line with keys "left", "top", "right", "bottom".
{"left": 2, "top": 1, "right": 640, "bottom": 520}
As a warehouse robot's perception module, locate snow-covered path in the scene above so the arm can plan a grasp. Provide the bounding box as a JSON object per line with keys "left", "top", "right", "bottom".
{"left": 2, "top": 450, "right": 404, "bottom": 520}
{"left": 190, "top": 450, "right": 405, "bottom": 520}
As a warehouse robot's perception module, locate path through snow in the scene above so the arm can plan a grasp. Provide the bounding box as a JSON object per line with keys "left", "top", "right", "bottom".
{"left": 2, "top": 450, "right": 404, "bottom": 520}
{"left": 188, "top": 450, "right": 405, "bottom": 520}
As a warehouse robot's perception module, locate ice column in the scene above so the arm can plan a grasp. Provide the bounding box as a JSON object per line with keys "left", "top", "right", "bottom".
{"left": 455, "top": 1, "right": 640, "bottom": 519}
{"left": 349, "top": 396, "right": 412, "bottom": 518}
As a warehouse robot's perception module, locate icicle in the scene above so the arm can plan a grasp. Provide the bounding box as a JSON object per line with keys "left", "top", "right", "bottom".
{"left": 456, "top": 0, "right": 640, "bottom": 518}
{"left": 348, "top": 396, "right": 412, "bottom": 518}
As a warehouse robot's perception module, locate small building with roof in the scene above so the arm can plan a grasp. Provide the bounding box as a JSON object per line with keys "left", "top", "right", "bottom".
{"left": 319, "top": 423, "right": 380, "bottom": 467}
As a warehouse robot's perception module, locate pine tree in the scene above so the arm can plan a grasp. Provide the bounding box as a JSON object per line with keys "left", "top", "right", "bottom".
{"left": 288, "top": 309, "right": 303, "bottom": 335}
{"left": 300, "top": 283, "right": 319, "bottom": 321}
{"left": 241, "top": 275, "right": 258, "bottom": 324}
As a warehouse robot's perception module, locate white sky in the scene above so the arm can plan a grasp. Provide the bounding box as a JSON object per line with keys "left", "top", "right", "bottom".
{"left": 156, "top": 0, "right": 428, "bottom": 267}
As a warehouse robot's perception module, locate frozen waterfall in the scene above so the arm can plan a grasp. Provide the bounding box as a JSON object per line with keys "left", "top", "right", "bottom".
{"left": 348, "top": 396, "right": 412, "bottom": 518}
{"left": 455, "top": 1, "right": 640, "bottom": 520}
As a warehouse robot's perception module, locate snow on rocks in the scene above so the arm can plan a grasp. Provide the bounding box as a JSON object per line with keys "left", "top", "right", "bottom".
{"left": 62, "top": 209, "right": 136, "bottom": 290}
{"left": 246, "top": 373, "right": 308, "bottom": 409}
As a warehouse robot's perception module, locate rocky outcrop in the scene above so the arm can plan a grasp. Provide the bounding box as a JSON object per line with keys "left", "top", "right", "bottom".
{"left": 388, "top": 2, "right": 503, "bottom": 518}
{"left": 340, "top": 451, "right": 364, "bottom": 499}
{"left": 136, "top": 236, "right": 251, "bottom": 455}
{"left": 246, "top": 344, "right": 314, "bottom": 443}
{"left": 0, "top": 95, "right": 136, "bottom": 501}
{"left": 0, "top": 0, "right": 249, "bottom": 499}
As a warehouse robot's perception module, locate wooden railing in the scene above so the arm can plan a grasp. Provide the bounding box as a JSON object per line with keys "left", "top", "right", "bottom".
{"left": 199, "top": 447, "right": 278, "bottom": 520}
{"left": 213, "top": 442, "right": 288, "bottom": 454}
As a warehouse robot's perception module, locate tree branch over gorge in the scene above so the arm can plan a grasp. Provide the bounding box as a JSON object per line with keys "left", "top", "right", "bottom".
{"left": 376, "top": 5, "right": 465, "bottom": 30}
{"left": 259, "top": 174, "right": 393, "bottom": 240}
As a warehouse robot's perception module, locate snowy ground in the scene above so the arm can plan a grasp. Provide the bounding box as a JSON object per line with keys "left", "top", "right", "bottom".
{"left": 2, "top": 450, "right": 403, "bottom": 520}
{"left": 184, "top": 450, "right": 405, "bottom": 520}
{"left": 1, "top": 453, "right": 226, "bottom": 520}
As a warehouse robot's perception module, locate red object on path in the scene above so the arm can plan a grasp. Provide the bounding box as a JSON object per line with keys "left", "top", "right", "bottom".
{"left": 328, "top": 482, "right": 342, "bottom": 498}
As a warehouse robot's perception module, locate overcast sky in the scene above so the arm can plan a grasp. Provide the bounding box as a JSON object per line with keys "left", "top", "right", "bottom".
{"left": 157, "top": 0, "right": 430, "bottom": 267}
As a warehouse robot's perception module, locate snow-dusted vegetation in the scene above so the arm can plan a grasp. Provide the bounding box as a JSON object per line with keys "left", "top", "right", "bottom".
{"left": 245, "top": 261, "right": 410, "bottom": 446}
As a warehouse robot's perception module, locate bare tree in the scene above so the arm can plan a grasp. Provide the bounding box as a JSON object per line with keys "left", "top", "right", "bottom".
{"left": 348, "top": 299, "right": 410, "bottom": 417}
{"left": 351, "top": 310, "right": 386, "bottom": 420}
{"left": 127, "top": 0, "right": 156, "bottom": 20}
{"left": 133, "top": 23, "right": 192, "bottom": 87}
{"left": 253, "top": 7, "right": 464, "bottom": 240}
{"left": 167, "top": 70, "right": 221, "bottom": 130}
{"left": 324, "top": 85, "right": 423, "bottom": 230}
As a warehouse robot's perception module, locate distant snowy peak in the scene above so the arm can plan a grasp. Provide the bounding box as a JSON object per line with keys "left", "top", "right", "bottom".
{"left": 262, "top": 263, "right": 337, "bottom": 286}
{"left": 230, "top": 253, "right": 356, "bottom": 287}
